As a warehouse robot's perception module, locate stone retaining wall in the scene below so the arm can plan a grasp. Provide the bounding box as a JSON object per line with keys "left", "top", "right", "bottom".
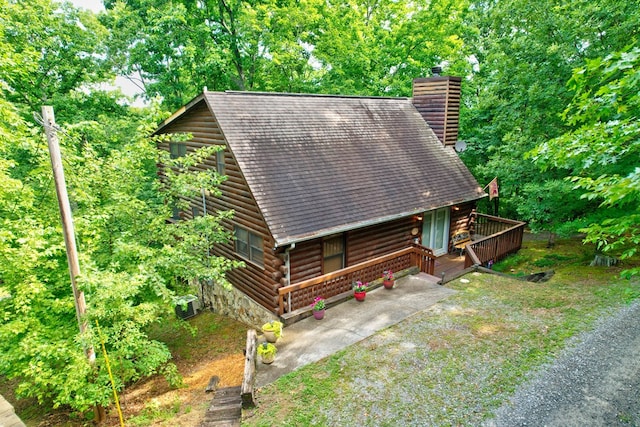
{"left": 198, "top": 282, "right": 277, "bottom": 329}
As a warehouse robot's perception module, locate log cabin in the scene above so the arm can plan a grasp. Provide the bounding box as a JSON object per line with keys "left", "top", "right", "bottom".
{"left": 153, "top": 75, "right": 489, "bottom": 319}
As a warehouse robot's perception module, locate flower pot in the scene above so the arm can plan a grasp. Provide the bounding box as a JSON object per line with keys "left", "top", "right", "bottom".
{"left": 354, "top": 291, "right": 366, "bottom": 301}
{"left": 260, "top": 353, "right": 275, "bottom": 364}
{"left": 313, "top": 309, "right": 325, "bottom": 320}
{"left": 257, "top": 342, "right": 277, "bottom": 364}
{"left": 383, "top": 279, "right": 394, "bottom": 289}
{"left": 263, "top": 330, "right": 278, "bottom": 343}
{"left": 261, "top": 321, "right": 282, "bottom": 343}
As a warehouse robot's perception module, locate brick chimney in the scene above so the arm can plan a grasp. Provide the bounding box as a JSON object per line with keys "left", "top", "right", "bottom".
{"left": 412, "top": 69, "right": 461, "bottom": 148}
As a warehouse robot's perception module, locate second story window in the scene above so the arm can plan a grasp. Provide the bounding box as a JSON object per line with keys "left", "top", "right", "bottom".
{"left": 169, "top": 142, "right": 187, "bottom": 159}
{"left": 216, "top": 150, "right": 225, "bottom": 174}
{"left": 235, "top": 225, "right": 264, "bottom": 267}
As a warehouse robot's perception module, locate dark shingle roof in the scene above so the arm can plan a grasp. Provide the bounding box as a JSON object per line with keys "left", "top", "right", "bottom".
{"left": 202, "top": 91, "right": 484, "bottom": 247}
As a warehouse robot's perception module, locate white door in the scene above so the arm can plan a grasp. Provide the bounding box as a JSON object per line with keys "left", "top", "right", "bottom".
{"left": 421, "top": 208, "right": 450, "bottom": 256}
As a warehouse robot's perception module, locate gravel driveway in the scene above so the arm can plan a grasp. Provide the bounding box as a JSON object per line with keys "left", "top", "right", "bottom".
{"left": 485, "top": 300, "right": 640, "bottom": 427}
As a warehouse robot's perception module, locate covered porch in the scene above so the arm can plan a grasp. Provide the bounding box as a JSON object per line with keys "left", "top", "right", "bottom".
{"left": 277, "top": 213, "right": 526, "bottom": 322}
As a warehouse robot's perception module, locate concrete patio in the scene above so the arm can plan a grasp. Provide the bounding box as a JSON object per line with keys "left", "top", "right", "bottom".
{"left": 255, "top": 272, "right": 457, "bottom": 387}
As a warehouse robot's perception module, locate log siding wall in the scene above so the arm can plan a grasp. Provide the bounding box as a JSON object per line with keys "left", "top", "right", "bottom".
{"left": 288, "top": 217, "right": 417, "bottom": 284}
{"left": 289, "top": 240, "right": 323, "bottom": 284}
{"left": 156, "top": 101, "right": 282, "bottom": 313}
{"left": 346, "top": 218, "right": 416, "bottom": 265}
{"left": 449, "top": 201, "right": 476, "bottom": 234}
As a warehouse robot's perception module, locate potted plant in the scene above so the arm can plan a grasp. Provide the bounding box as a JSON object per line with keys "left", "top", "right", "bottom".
{"left": 310, "top": 296, "right": 326, "bottom": 320}
{"left": 261, "top": 320, "right": 283, "bottom": 343}
{"left": 352, "top": 280, "right": 368, "bottom": 301}
{"left": 383, "top": 270, "right": 395, "bottom": 289}
{"left": 257, "top": 342, "right": 277, "bottom": 364}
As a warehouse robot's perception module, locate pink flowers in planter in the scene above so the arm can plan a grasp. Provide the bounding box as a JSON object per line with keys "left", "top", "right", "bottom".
{"left": 310, "top": 296, "right": 326, "bottom": 319}
{"left": 352, "top": 281, "right": 368, "bottom": 293}
{"left": 310, "top": 296, "right": 325, "bottom": 311}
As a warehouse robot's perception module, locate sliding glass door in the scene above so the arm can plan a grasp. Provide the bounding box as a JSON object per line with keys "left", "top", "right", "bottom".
{"left": 421, "top": 208, "right": 450, "bottom": 256}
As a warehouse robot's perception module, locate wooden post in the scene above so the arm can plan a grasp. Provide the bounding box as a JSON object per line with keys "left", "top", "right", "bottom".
{"left": 241, "top": 329, "right": 257, "bottom": 408}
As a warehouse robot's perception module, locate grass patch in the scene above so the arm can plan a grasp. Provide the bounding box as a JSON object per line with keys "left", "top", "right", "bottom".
{"left": 242, "top": 237, "right": 640, "bottom": 426}
{"left": 148, "top": 310, "right": 241, "bottom": 363}
{"left": 492, "top": 253, "right": 530, "bottom": 273}
{"left": 532, "top": 253, "right": 574, "bottom": 268}
{"left": 127, "top": 397, "right": 182, "bottom": 426}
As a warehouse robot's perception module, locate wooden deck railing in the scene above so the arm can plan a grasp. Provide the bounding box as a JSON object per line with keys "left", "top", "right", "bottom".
{"left": 278, "top": 244, "right": 435, "bottom": 315}
{"left": 465, "top": 214, "right": 526, "bottom": 268}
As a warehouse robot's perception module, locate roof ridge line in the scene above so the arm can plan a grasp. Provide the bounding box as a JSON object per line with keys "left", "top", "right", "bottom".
{"left": 220, "top": 90, "right": 406, "bottom": 100}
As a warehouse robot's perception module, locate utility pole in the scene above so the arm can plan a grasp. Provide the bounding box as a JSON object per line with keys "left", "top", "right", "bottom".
{"left": 42, "top": 106, "right": 106, "bottom": 423}
{"left": 41, "top": 106, "right": 95, "bottom": 362}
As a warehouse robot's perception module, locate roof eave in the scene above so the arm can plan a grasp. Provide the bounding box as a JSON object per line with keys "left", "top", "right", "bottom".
{"left": 273, "top": 193, "right": 487, "bottom": 249}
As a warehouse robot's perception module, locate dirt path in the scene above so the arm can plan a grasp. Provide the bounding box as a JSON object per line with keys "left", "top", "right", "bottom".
{"left": 486, "top": 300, "right": 640, "bottom": 426}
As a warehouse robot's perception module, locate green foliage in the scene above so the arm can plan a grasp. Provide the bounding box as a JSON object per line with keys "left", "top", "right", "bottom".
{"left": 309, "top": 0, "right": 471, "bottom": 96}
{"left": 101, "top": 0, "right": 264, "bottom": 108}
{"left": 532, "top": 254, "right": 573, "bottom": 268}
{"left": 515, "top": 180, "right": 594, "bottom": 239}
{"left": 128, "top": 397, "right": 183, "bottom": 426}
{"left": 257, "top": 342, "right": 278, "bottom": 358}
{"left": 491, "top": 253, "right": 530, "bottom": 273}
{"left": 461, "top": 0, "right": 640, "bottom": 219}
{"left": 101, "top": 0, "right": 471, "bottom": 109}
{"left": 531, "top": 45, "right": 640, "bottom": 278}
{"left": 0, "top": 97, "right": 239, "bottom": 412}
{"left": 0, "top": 0, "right": 111, "bottom": 112}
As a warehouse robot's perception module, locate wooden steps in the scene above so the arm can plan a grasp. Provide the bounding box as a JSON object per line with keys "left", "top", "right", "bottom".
{"left": 201, "top": 329, "right": 258, "bottom": 427}
{"left": 200, "top": 386, "right": 242, "bottom": 427}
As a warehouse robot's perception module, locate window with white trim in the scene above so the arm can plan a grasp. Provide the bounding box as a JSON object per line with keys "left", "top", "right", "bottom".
{"left": 234, "top": 225, "right": 264, "bottom": 267}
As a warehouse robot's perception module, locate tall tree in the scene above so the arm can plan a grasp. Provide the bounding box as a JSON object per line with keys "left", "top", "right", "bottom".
{"left": 101, "top": 0, "right": 471, "bottom": 109}
{"left": 461, "top": 0, "right": 640, "bottom": 220}
{"left": 531, "top": 45, "right": 640, "bottom": 277}
{"left": 312, "top": 0, "right": 471, "bottom": 96}
{"left": 0, "top": 0, "right": 243, "bottom": 413}
{"left": 0, "top": 107, "right": 241, "bottom": 411}
{"left": 102, "top": 0, "right": 270, "bottom": 109}
{"left": 0, "top": 0, "right": 111, "bottom": 114}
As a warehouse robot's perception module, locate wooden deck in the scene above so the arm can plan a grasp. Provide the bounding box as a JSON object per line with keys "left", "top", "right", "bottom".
{"left": 434, "top": 214, "right": 527, "bottom": 279}
{"left": 278, "top": 214, "right": 525, "bottom": 319}
{"left": 434, "top": 253, "right": 466, "bottom": 279}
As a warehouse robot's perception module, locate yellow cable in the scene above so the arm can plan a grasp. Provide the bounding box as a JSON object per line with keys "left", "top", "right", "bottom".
{"left": 96, "top": 320, "right": 125, "bottom": 427}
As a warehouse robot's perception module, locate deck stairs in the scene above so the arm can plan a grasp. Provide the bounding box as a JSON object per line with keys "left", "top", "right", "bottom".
{"left": 200, "top": 386, "right": 243, "bottom": 427}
